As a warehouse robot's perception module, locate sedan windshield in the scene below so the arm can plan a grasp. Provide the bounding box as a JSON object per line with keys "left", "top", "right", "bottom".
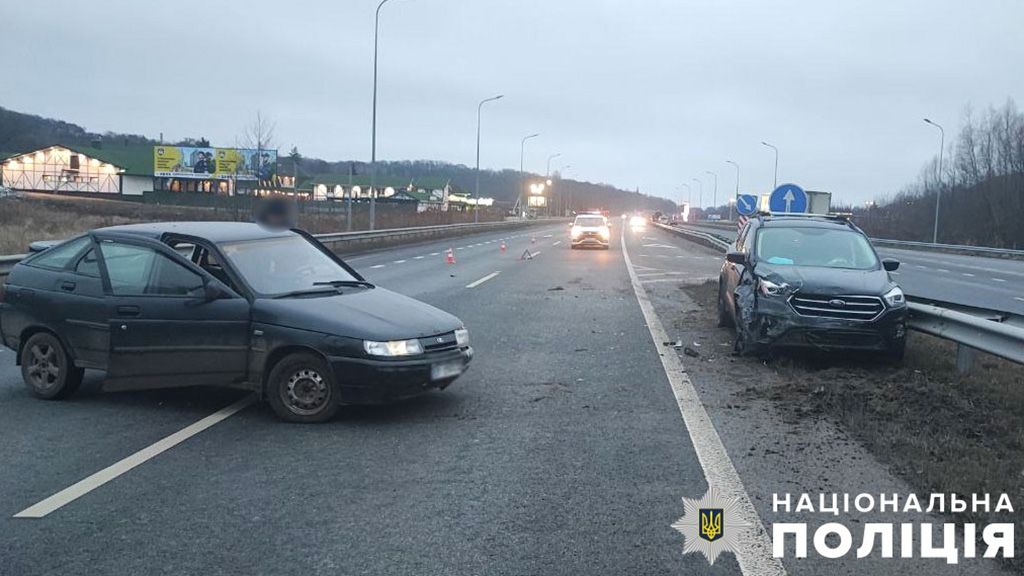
{"left": 755, "top": 227, "right": 879, "bottom": 270}
{"left": 218, "top": 235, "right": 358, "bottom": 295}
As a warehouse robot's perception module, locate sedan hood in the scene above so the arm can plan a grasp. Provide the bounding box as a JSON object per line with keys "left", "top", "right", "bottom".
{"left": 756, "top": 264, "right": 893, "bottom": 296}
{"left": 253, "top": 287, "right": 462, "bottom": 341}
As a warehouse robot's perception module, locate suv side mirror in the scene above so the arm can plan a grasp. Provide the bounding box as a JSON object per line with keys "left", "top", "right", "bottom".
{"left": 726, "top": 250, "right": 748, "bottom": 266}
{"left": 882, "top": 258, "right": 900, "bottom": 272}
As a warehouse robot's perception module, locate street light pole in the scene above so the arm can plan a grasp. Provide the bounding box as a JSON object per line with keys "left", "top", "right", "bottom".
{"left": 692, "top": 177, "right": 703, "bottom": 212}
{"left": 545, "top": 153, "right": 562, "bottom": 177}
{"left": 474, "top": 94, "right": 503, "bottom": 224}
{"left": 726, "top": 160, "right": 740, "bottom": 196}
{"left": 681, "top": 183, "right": 691, "bottom": 206}
{"left": 924, "top": 118, "right": 945, "bottom": 244}
{"left": 761, "top": 141, "right": 778, "bottom": 190}
{"left": 369, "top": 0, "right": 394, "bottom": 231}
{"left": 705, "top": 170, "right": 718, "bottom": 212}
{"left": 556, "top": 163, "right": 571, "bottom": 215}
{"left": 518, "top": 133, "right": 539, "bottom": 217}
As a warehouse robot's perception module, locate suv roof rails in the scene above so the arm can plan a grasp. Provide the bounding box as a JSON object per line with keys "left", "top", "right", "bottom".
{"left": 755, "top": 211, "right": 852, "bottom": 221}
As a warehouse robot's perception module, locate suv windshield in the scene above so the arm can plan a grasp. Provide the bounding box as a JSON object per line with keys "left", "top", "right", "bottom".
{"left": 574, "top": 216, "right": 605, "bottom": 227}
{"left": 755, "top": 227, "right": 879, "bottom": 270}
{"left": 218, "top": 235, "right": 358, "bottom": 295}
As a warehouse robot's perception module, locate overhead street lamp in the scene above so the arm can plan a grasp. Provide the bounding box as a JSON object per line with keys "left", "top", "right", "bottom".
{"left": 680, "top": 182, "right": 691, "bottom": 205}
{"left": 474, "top": 94, "right": 503, "bottom": 224}
{"left": 369, "top": 0, "right": 396, "bottom": 231}
{"left": 692, "top": 177, "right": 703, "bottom": 211}
{"left": 704, "top": 170, "right": 718, "bottom": 210}
{"left": 924, "top": 118, "right": 945, "bottom": 244}
{"left": 545, "top": 153, "right": 562, "bottom": 176}
{"left": 761, "top": 141, "right": 779, "bottom": 190}
{"left": 726, "top": 160, "right": 740, "bottom": 197}
{"left": 518, "top": 133, "right": 540, "bottom": 216}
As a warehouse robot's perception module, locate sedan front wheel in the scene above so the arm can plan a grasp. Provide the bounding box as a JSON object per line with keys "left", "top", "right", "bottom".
{"left": 266, "top": 352, "right": 340, "bottom": 423}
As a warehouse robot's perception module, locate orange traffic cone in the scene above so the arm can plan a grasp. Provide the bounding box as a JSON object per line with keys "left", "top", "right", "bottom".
{"left": 500, "top": 241, "right": 507, "bottom": 253}
{"left": 445, "top": 248, "right": 456, "bottom": 265}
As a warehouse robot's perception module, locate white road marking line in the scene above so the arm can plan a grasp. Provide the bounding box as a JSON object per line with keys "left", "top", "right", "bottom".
{"left": 938, "top": 268, "right": 950, "bottom": 273}
{"left": 963, "top": 273, "right": 975, "bottom": 277}
{"left": 392, "top": 260, "right": 406, "bottom": 264}
{"left": 456, "top": 247, "right": 465, "bottom": 250}
{"left": 14, "top": 397, "right": 255, "bottom": 519}
{"left": 637, "top": 272, "right": 684, "bottom": 277}
{"left": 992, "top": 278, "right": 1005, "bottom": 282}
{"left": 429, "top": 252, "right": 440, "bottom": 256}
{"left": 413, "top": 256, "right": 425, "bottom": 260}
{"left": 1016, "top": 297, "right": 1024, "bottom": 302}
{"left": 465, "top": 271, "right": 501, "bottom": 289}
{"left": 620, "top": 232, "right": 785, "bottom": 576}
{"left": 640, "top": 278, "right": 691, "bottom": 284}
{"left": 916, "top": 265, "right": 927, "bottom": 269}
{"left": 531, "top": 250, "right": 542, "bottom": 256}
{"left": 552, "top": 240, "right": 562, "bottom": 246}
{"left": 370, "top": 264, "right": 386, "bottom": 269}
{"left": 543, "top": 234, "right": 553, "bottom": 238}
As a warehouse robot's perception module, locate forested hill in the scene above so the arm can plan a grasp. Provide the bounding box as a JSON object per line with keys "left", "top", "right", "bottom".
{"left": 0, "top": 106, "right": 675, "bottom": 213}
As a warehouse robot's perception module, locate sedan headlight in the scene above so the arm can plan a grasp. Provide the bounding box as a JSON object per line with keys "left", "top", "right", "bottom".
{"left": 363, "top": 338, "right": 423, "bottom": 357}
{"left": 883, "top": 286, "right": 906, "bottom": 308}
{"left": 455, "top": 327, "right": 470, "bottom": 347}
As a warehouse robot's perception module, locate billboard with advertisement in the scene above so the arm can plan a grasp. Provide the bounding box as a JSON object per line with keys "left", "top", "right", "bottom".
{"left": 153, "top": 146, "right": 277, "bottom": 181}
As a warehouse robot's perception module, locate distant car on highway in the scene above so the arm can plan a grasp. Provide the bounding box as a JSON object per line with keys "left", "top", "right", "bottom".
{"left": 0, "top": 222, "right": 472, "bottom": 422}
{"left": 570, "top": 214, "right": 610, "bottom": 249}
{"left": 628, "top": 215, "right": 647, "bottom": 229}
{"left": 718, "top": 214, "right": 908, "bottom": 359}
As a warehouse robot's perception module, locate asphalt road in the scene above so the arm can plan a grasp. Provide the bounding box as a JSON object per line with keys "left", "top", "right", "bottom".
{"left": 0, "top": 223, "right": 742, "bottom": 575}
{"left": 682, "top": 223, "right": 1024, "bottom": 316}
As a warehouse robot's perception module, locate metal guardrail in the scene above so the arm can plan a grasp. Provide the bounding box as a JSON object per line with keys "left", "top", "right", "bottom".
{"left": 0, "top": 219, "right": 556, "bottom": 281}
{"left": 870, "top": 237, "right": 1024, "bottom": 259}
{"left": 653, "top": 222, "right": 1024, "bottom": 371}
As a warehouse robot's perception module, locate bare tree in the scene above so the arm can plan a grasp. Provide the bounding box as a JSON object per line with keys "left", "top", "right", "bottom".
{"left": 239, "top": 110, "right": 277, "bottom": 152}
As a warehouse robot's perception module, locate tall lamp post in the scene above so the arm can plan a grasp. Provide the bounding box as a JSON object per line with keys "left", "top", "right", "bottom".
{"left": 474, "top": 94, "right": 503, "bottom": 224}
{"left": 369, "top": 0, "right": 395, "bottom": 231}
{"left": 681, "top": 182, "right": 691, "bottom": 206}
{"left": 704, "top": 170, "right": 718, "bottom": 213}
{"left": 924, "top": 118, "right": 945, "bottom": 243}
{"left": 691, "top": 177, "right": 703, "bottom": 213}
{"left": 545, "top": 153, "right": 562, "bottom": 177}
{"left": 761, "top": 141, "right": 778, "bottom": 190}
{"left": 544, "top": 153, "right": 561, "bottom": 217}
{"left": 518, "top": 133, "right": 540, "bottom": 217}
{"left": 556, "top": 164, "right": 572, "bottom": 215}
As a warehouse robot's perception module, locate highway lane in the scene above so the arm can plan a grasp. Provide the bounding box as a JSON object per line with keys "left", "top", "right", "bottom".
{"left": 680, "top": 222, "right": 1024, "bottom": 316}
{"left": 0, "top": 222, "right": 738, "bottom": 575}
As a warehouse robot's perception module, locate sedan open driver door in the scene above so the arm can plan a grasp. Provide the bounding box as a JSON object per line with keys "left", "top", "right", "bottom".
{"left": 95, "top": 235, "right": 251, "bottom": 392}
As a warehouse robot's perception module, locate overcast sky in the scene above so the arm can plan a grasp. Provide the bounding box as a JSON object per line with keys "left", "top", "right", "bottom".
{"left": 2, "top": 0, "right": 1022, "bottom": 206}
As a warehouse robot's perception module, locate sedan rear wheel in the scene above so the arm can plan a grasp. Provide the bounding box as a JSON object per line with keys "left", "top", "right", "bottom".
{"left": 20, "top": 332, "right": 83, "bottom": 400}
{"left": 267, "top": 353, "right": 340, "bottom": 423}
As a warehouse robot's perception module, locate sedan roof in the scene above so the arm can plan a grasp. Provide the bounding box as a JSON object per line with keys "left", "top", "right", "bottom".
{"left": 94, "top": 221, "right": 296, "bottom": 244}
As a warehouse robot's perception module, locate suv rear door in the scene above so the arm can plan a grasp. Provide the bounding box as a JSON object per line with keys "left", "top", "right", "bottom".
{"left": 94, "top": 233, "right": 252, "bottom": 392}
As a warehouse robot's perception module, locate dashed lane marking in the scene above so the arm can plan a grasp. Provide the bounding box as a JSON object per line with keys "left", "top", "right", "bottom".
{"left": 620, "top": 230, "right": 785, "bottom": 576}
{"left": 465, "top": 271, "right": 501, "bottom": 289}
{"left": 429, "top": 252, "right": 440, "bottom": 256}
{"left": 414, "top": 256, "right": 425, "bottom": 260}
{"left": 370, "top": 264, "right": 386, "bottom": 269}
{"left": 993, "top": 278, "right": 1005, "bottom": 282}
{"left": 552, "top": 241, "right": 562, "bottom": 246}
{"left": 392, "top": 260, "right": 406, "bottom": 264}
{"left": 14, "top": 397, "right": 255, "bottom": 518}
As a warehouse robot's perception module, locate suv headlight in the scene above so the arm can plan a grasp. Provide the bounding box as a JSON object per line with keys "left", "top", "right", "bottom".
{"left": 598, "top": 226, "right": 610, "bottom": 239}
{"left": 758, "top": 278, "right": 788, "bottom": 297}
{"left": 363, "top": 338, "right": 423, "bottom": 357}
{"left": 455, "top": 327, "right": 470, "bottom": 347}
{"left": 571, "top": 226, "right": 582, "bottom": 238}
{"left": 883, "top": 286, "right": 906, "bottom": 308}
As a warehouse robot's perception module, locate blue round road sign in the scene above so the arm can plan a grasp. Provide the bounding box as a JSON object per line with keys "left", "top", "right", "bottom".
{"left": 768, "top": 183, "right": 808, "bottom": 213}
{"left": 735, "top": 194, "right": 758, "bottom": 216}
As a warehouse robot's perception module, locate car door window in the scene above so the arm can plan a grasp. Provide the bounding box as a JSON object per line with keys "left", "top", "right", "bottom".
{"left": 27, "top": 236, "right": 90, "bottom": 270}
{"left": 100, "top": 242, "right": 205, "bottom": 297}
{"left": 74, "top": 247, "right": 101, "bottom": 277}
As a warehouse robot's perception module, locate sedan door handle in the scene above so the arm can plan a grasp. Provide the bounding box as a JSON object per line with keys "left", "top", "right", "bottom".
{"left": 60, "top": 281, "right": 76, "bottom": 291}
{"left": 116, "top": 305, "right": 140, "bottom": 317}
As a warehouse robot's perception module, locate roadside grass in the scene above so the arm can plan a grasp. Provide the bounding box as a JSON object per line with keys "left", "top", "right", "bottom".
{"left": 0, "top": 193, "right": 499, "bottom": 254}
{"left": 683, "top": 280, "right": 1024, "bottom": 564}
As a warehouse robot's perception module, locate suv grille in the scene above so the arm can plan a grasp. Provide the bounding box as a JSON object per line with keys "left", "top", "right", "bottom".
{"left": 788, "top": 294, "right": 884, "bottom": 321}
{"left": 419, "top": 332, "right": 458, "bottom": 352}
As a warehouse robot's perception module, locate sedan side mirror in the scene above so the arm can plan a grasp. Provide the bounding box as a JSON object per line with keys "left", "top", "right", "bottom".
{"left": 726, "top": 250, "right": 748, "bottom": 266}
{"left": 882, "top": 258, "right": 900, "bottom": 271}
{"left": 202, "top": 280, "right": 228, "bottom": 301}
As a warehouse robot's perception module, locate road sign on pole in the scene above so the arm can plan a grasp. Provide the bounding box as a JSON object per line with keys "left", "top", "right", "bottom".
{"left": 735, "top": 194, "right": 758, "bottom": 216}
{"left": 768, "top": 183, "right": 808, "bottom": 213}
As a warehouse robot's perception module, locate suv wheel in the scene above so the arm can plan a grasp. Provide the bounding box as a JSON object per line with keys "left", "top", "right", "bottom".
{"left": 20, "top": 332, "right": 83, "bottom": 400}
{"left": 717, "top": 282, "right": 732, "bottom": 328}
{"left": 266, "top": 353, "right": 340, "bottom": 423}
